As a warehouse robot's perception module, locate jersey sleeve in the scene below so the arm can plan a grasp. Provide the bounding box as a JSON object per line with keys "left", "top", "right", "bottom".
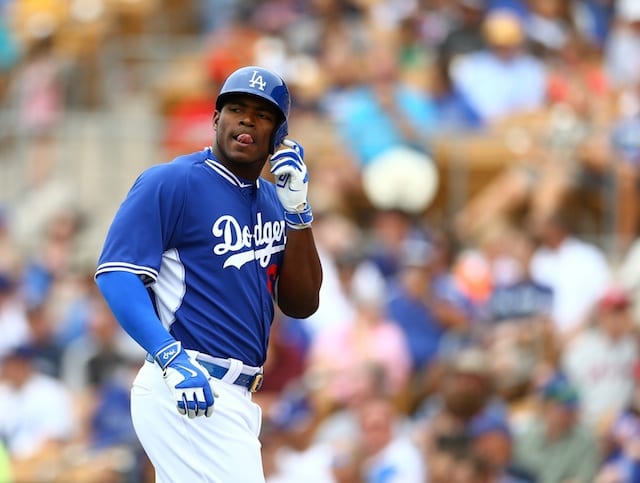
{"left": 96, "top": 163, "right": 188, "bottom": 284}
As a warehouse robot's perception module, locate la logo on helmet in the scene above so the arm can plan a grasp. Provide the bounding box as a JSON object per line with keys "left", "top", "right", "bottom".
{"left": 249, "top": 71, "right": 267, "bottom": 91}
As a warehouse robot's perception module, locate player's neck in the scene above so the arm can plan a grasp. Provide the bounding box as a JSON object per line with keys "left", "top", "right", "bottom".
{"left": 209, "top": 146, "right": 265, "bottom": 183}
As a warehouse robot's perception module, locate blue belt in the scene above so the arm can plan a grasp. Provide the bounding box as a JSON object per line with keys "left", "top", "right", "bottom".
{"left": 198, "top": 360, "right": 264, "bottom": 393}
{"left": 146, "top": 353, "right": 264, "bottom": 392}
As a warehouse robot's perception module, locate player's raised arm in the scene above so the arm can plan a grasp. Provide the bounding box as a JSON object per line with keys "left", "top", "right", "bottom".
{"left": 269, "top": 139, "right": 323, "bottom": 318}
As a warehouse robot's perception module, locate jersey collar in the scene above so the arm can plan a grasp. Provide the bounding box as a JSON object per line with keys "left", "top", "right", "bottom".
{"left": 204, "top": 147, "right": 261, "bottom": 189}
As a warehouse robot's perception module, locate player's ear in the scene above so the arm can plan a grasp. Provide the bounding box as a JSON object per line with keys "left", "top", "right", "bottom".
{"left": 212, "top": 110, "right": 220, "bottom": 130}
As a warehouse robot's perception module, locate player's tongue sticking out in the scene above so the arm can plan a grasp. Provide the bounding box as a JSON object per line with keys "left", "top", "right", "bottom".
{"left": 237, "top": 133, "right": 253, "bottom": 145}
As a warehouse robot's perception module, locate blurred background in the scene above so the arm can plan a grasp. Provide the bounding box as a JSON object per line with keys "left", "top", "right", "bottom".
{"left": 1, "top": 0, "right": 640, "bottom": 481}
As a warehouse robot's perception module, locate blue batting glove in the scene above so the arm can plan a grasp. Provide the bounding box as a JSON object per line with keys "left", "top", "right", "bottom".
{"left": 270, "top": 139, "right": 313, "bottom": 230}
{"left": 154, "top": 341, "right": 215, "bottom": 418}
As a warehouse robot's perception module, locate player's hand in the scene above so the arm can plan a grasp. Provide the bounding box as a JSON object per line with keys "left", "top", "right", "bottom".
{"left": 269, "top": 139, "right": 313, "bottom": 230}
{"left": 154, "top": 341, "right": 215, "bottom": 418}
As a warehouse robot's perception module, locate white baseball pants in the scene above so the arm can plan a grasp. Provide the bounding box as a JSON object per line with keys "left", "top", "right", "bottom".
{"left": 130, "top": 356, "right": 265, "bottom": 482}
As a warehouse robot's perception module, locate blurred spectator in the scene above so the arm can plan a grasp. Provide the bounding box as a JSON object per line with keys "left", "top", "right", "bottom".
{"left": 306, "top": 260, "right": 411, "bottom": 408}
{"left": 450, "top": 248, "right": 493, "bottom": 312}
{"left": 596, "top": 392, "right": 640, "bottom": 482}
{"left": 429, "top": 0, "right": 488, "bottom": 133}
{"left": 386, "top": 238, "right": 466, "bottom": 404}
{"left": 258, "top": 312, "right": 309, "bottom": 413}
{"left": 60, "top": 293, "right": 142, "bottom": 392}
{"left": 481, "top": 224, "right": 553, "bottom": 325}
{"left": 0, "top": 344, "right": 77, "bottom": 481}
{"left": 414, "top": 346, "right": 510, "bottom": 479}
{"left": 11, "top": 33, "right": 67, "bottom": 187}
{"left": 513, "top": 372, "right": 602, "bottom": 482}
{"left": 21, "top": 207, "right": 85, "bottom": 309}
{"left": 293, "top": 212, "right": 359, "bottom": 342}
{"left": 453, "top": 52, "right": 614, "bottom": 248}
{"left": 311, "top": 362, "right": 388, "bottom": 449}
{"left": 468, "top": 410, "right": 534, "bottom": 481}
{"left": 428, "top": 48, "right": 484, "bottom": 133}
{"left": 283, "top": 0, "right": 368, "bottom": 60}
{"left": 396, "top": 14, "right": 433, "bottom": 90}
{"left": 358, "top": 395, "right": 426, "bottom": 483}
{"left": 413, "top": 0, "right": 460, "bottom": 49}
{"left": 528, "top": 210, "right": 612, "bottom": 340}
{"left": 22, "top": 301, "right": 64, "bottom": 378}
{"left": 197, "top": 0, "right": 244, "bottom": 35}
{"left": 544, "top": 28, "right": 610, "bottom": 113}
{"left": 604, "top": 0, "right": 640, "bottom": 89}
{"left": 563, "top": 80, "right": 640, "bottom": 254}
{"left": 563, "top": 285, "right": 639, "bottom": 430}
{"left": 414, "top": 345, "right": 495, "bottom": 427}
{"left": 265, "top": 384, "right": 336, "bottom": 483}
{"left": 449, "top": 8, "right": 547, "bottom": 123}
{"left": 438, "top": 0, "right": 487, "bottom": 62}
{"left": 58, "top": 291, "right": 143, "bottom": 477}
{"left": 320, "top": 37, "right": 439, "bottom": 214}
{"left": 363, "top": 208, "right": 422, "bottom": 281}
{"left": 573, "top": 0, "right": 615, "bottom": 48}
{"left": 524, "top": 0, "right": 574, "bottom": 56}
{"left": 489, "top": 342, "right": 541, "bottom": 438}
{"left": 0, "top": 270, "right": 30, "bottom": 358}
{"left": 425, "top": 227, "right": 475, "bottom": 336}
{"left": 73, "top": 354, "right": 145, "bottom": 482}
{"left": 479, "top": 223, "right": 557, "bottom": 367}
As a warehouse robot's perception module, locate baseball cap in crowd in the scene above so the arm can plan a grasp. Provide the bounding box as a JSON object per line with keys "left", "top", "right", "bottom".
{"left": 599, "top": 285, "right": 631, "bottom": 311}
{"left": 469, "top": 411, "right": 512, "bottom": 440}
{"left": 541, "top": 373, "right": 579, "bottom": 409}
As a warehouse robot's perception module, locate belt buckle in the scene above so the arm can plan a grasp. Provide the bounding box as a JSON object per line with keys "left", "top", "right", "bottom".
{"left": 249, "top": 373, "right": 264, "bottom": 393}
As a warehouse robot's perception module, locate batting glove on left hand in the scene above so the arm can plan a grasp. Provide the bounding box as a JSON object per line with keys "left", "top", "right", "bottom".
{"left": 154, "top": 341, "right": 215, "bottom": 418}
{"left": 270, "top": 139, "right": 313, "bottom": 230}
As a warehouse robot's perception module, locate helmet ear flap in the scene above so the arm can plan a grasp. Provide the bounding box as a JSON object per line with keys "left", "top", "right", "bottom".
{"left": 271, "top": 121, "right": 289, "bottom": 153}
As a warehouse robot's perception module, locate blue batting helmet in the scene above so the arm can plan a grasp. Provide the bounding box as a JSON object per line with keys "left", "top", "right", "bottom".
{"left": 216, "top": 66, "right": 290, "bottom": 153}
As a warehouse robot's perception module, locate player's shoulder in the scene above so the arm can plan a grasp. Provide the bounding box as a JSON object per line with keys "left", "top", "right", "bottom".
{"left": 171, "top": 148, "right": 210, "bottom": 167}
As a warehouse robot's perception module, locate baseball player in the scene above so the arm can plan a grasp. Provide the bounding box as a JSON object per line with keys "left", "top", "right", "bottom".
{"left": 94, "top": 66, "right": 322, "bottom": 482}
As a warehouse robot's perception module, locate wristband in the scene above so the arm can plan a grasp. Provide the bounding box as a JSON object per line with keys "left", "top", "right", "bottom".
{"left": 284, "top": 204, "right": 313, "bottom": 230}
{"left": 154, "top": 340, "right": 182, "bottom": 370}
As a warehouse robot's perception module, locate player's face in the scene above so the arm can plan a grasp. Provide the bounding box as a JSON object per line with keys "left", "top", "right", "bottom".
{"left": 212, "top": 95, "right": 279, "bottom": 177}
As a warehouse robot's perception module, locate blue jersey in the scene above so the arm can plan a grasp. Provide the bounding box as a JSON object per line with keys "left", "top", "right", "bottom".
{"left": 96, "top": 147, "right": 286, "bottom": 366}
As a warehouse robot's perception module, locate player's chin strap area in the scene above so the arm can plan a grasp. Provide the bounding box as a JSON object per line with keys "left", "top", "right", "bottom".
{"left": 146, "top": 351, "right": 264, "bottom": 392}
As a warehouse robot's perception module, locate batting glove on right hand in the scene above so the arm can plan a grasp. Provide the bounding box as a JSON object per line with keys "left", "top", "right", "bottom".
{"left": 154, "top": 341, "right": 215, "bottom": 418}
{"left": 270, "top": 139, "right": 313, "bottom": 230}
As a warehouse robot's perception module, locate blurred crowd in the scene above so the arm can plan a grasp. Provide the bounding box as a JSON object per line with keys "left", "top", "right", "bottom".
{"left": 2, "top": 0, "right": 640, "bottom": 481}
